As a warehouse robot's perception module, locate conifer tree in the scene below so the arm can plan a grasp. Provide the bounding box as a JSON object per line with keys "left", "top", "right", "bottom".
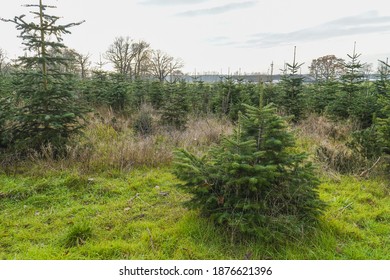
{"left": 160, "top": 81, "right": 188, "bottom": 129}
{"left": 214, "top": 76, "right": 242, "bottom": 120}
{"left": 148, "top": 80, "right": 164, "bottom": 109}
{"left": 130, "top": 78, "right": 147, "bottom": 110}
{"left": 308, "top": 80, "right": 338, "bottom": 114}
{"left": 376, "top": 60, "right": 390, "bottom": 157}
{"left": 340, "top": 43, "right": 365, "bottom": 99}
{"left": 378, "top": 105, "right": 390, "bottom": 158}
{"left": 0, "top": 71, "right": 12, "bottom": 148}
{"left": 279, "top": 46, "right": 305, "bottom": 122}
{"left": 109, "top": 72, "right": 130, "bottom": 111}
{"left": 337, "top": 50, "right": 383, "bottom": 162}
{"left": 0, "top": 96, "right": 12, "bottom": 148}
{"left": 174, "top": 87, "right": 325, "bottom": 239}
{"left": 326, "top": 43, "right": 380, "bottom": 129}
{"left": 187, "top": 78, "right": 208, "bottom": 116}
{"left": 1, "top": 0, "right": 86, "bottom": 153}
{"left": 376, "top": 58, "right": 390, "bottom": 98}
{"left": 82, "top": 70, "right": 110, "bottom": 107}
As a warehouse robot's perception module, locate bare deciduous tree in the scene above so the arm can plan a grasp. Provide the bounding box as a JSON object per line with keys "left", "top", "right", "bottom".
{"left": 149, "top": 49, "right": 184, "bottom": 82}
{"left": 95, "top": 53, "right": 107, "bottom": 70}
{"left": 131, "top": 40, "right": 151, "bottom": 79}
{"left": 74, "top": 51, "right": 91, "bottom": 79}
{"left": 45, "top": 47, "right": 91, "bottom": 79}
{"left": 105, "top": 36, "right": 134, "bottom": 77}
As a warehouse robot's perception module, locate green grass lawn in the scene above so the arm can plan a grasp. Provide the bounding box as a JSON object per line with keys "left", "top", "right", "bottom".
{"left": 0, "top": 167, "right": 389, "bottom": 260}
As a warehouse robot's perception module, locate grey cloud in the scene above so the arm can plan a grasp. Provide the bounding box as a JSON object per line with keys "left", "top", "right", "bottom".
{"left": 245, "top": 11, "right": 390, "bottom": 48}
{"left": 175, "top": 1, "right": 257, "bottom": 17}
{"left": 328, "top": 11, "right": 390, "bottom": 27}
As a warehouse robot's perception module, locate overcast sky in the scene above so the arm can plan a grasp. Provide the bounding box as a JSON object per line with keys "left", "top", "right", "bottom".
{"left": 2, "top": 0, "right": 390, "bottom": 74}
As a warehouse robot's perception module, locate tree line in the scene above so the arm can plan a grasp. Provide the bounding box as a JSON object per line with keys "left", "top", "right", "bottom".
{"left": 0, "top": 37, "right": 183, "bottom": 83}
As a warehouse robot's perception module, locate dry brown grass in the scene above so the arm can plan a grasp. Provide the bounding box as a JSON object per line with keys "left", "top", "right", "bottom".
{"left": 294, "top": 114, "right": 367, "bottom": 174}
{"left": 17, "top": 107, "right": 233, "bottom": 174}
{"left": 2, "top": 109, "right": 383, "bottom": 178}
{"left": 296, "top": 114, "right": 357, "bottom": 143}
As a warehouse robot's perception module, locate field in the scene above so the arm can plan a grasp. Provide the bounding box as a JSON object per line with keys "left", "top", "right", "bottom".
{"left": 1, "top": 112, "right": 389, "bottom": 260}
{"left": 1, "top": 0, "right": 389, "bottom": 264}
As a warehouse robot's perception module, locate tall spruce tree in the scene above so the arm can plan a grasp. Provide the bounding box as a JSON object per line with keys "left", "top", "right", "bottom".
{"left": 1, "top": 0, "right": 86, "bottom": 153}
{"left": 174, "top": 87, "right": 325, "bottom": 240}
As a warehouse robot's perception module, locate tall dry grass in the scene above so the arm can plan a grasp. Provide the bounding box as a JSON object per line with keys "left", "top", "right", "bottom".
{"left": 2, "top": 109, "right": 383, "bottom": 177}
{"left": 296, "top": 114, "right": 357, "bottom": 143}
{"left": 16, "top": 106, "right": 232, "bottom": 174}
{"left": 295, "top": 114, "right": 371, "bottom": 174}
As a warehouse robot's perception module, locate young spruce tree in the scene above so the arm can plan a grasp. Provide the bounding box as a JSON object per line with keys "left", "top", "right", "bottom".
{"left": 1, "top": 0, "right": 86, "bottom": 153}
{"left": 279, "top": 46, "right": 305, "bottom": 122}
{"left": 0, "top": 73, "right": 13, "bottom": 148}
{"left": 160, "top": 81, "right": 188, "bottom": 130}
{"left": 376, "top": 60, "right": 390, "bottom": 159}
{"left": 327, "top": 42, "right": 377, "bottom": 126}
{"left": 174, "top": 86, "right": 325, "bottom": 240}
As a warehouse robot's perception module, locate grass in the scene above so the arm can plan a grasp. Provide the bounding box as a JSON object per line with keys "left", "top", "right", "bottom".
{"left": 319, "top": 176, "right": 390, "bottom": 259}
{"left": 0, "top": 168, "right": 389, "bottom": 260}
{"left": 0, "top": 111, "right": 389, "bottom": 260}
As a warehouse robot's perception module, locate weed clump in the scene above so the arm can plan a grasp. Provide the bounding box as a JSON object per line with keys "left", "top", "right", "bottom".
{"left": 62, "top": 222, "right": 93, "bottom": 248}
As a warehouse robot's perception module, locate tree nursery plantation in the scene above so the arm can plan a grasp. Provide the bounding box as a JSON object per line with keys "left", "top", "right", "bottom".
{"left": 0, "top": 1, "right": 389, "bottom": 260}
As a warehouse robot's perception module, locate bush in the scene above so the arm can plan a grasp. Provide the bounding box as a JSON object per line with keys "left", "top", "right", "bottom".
{"left": 174, "top": 100, "right": 325, "bottom": 240}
